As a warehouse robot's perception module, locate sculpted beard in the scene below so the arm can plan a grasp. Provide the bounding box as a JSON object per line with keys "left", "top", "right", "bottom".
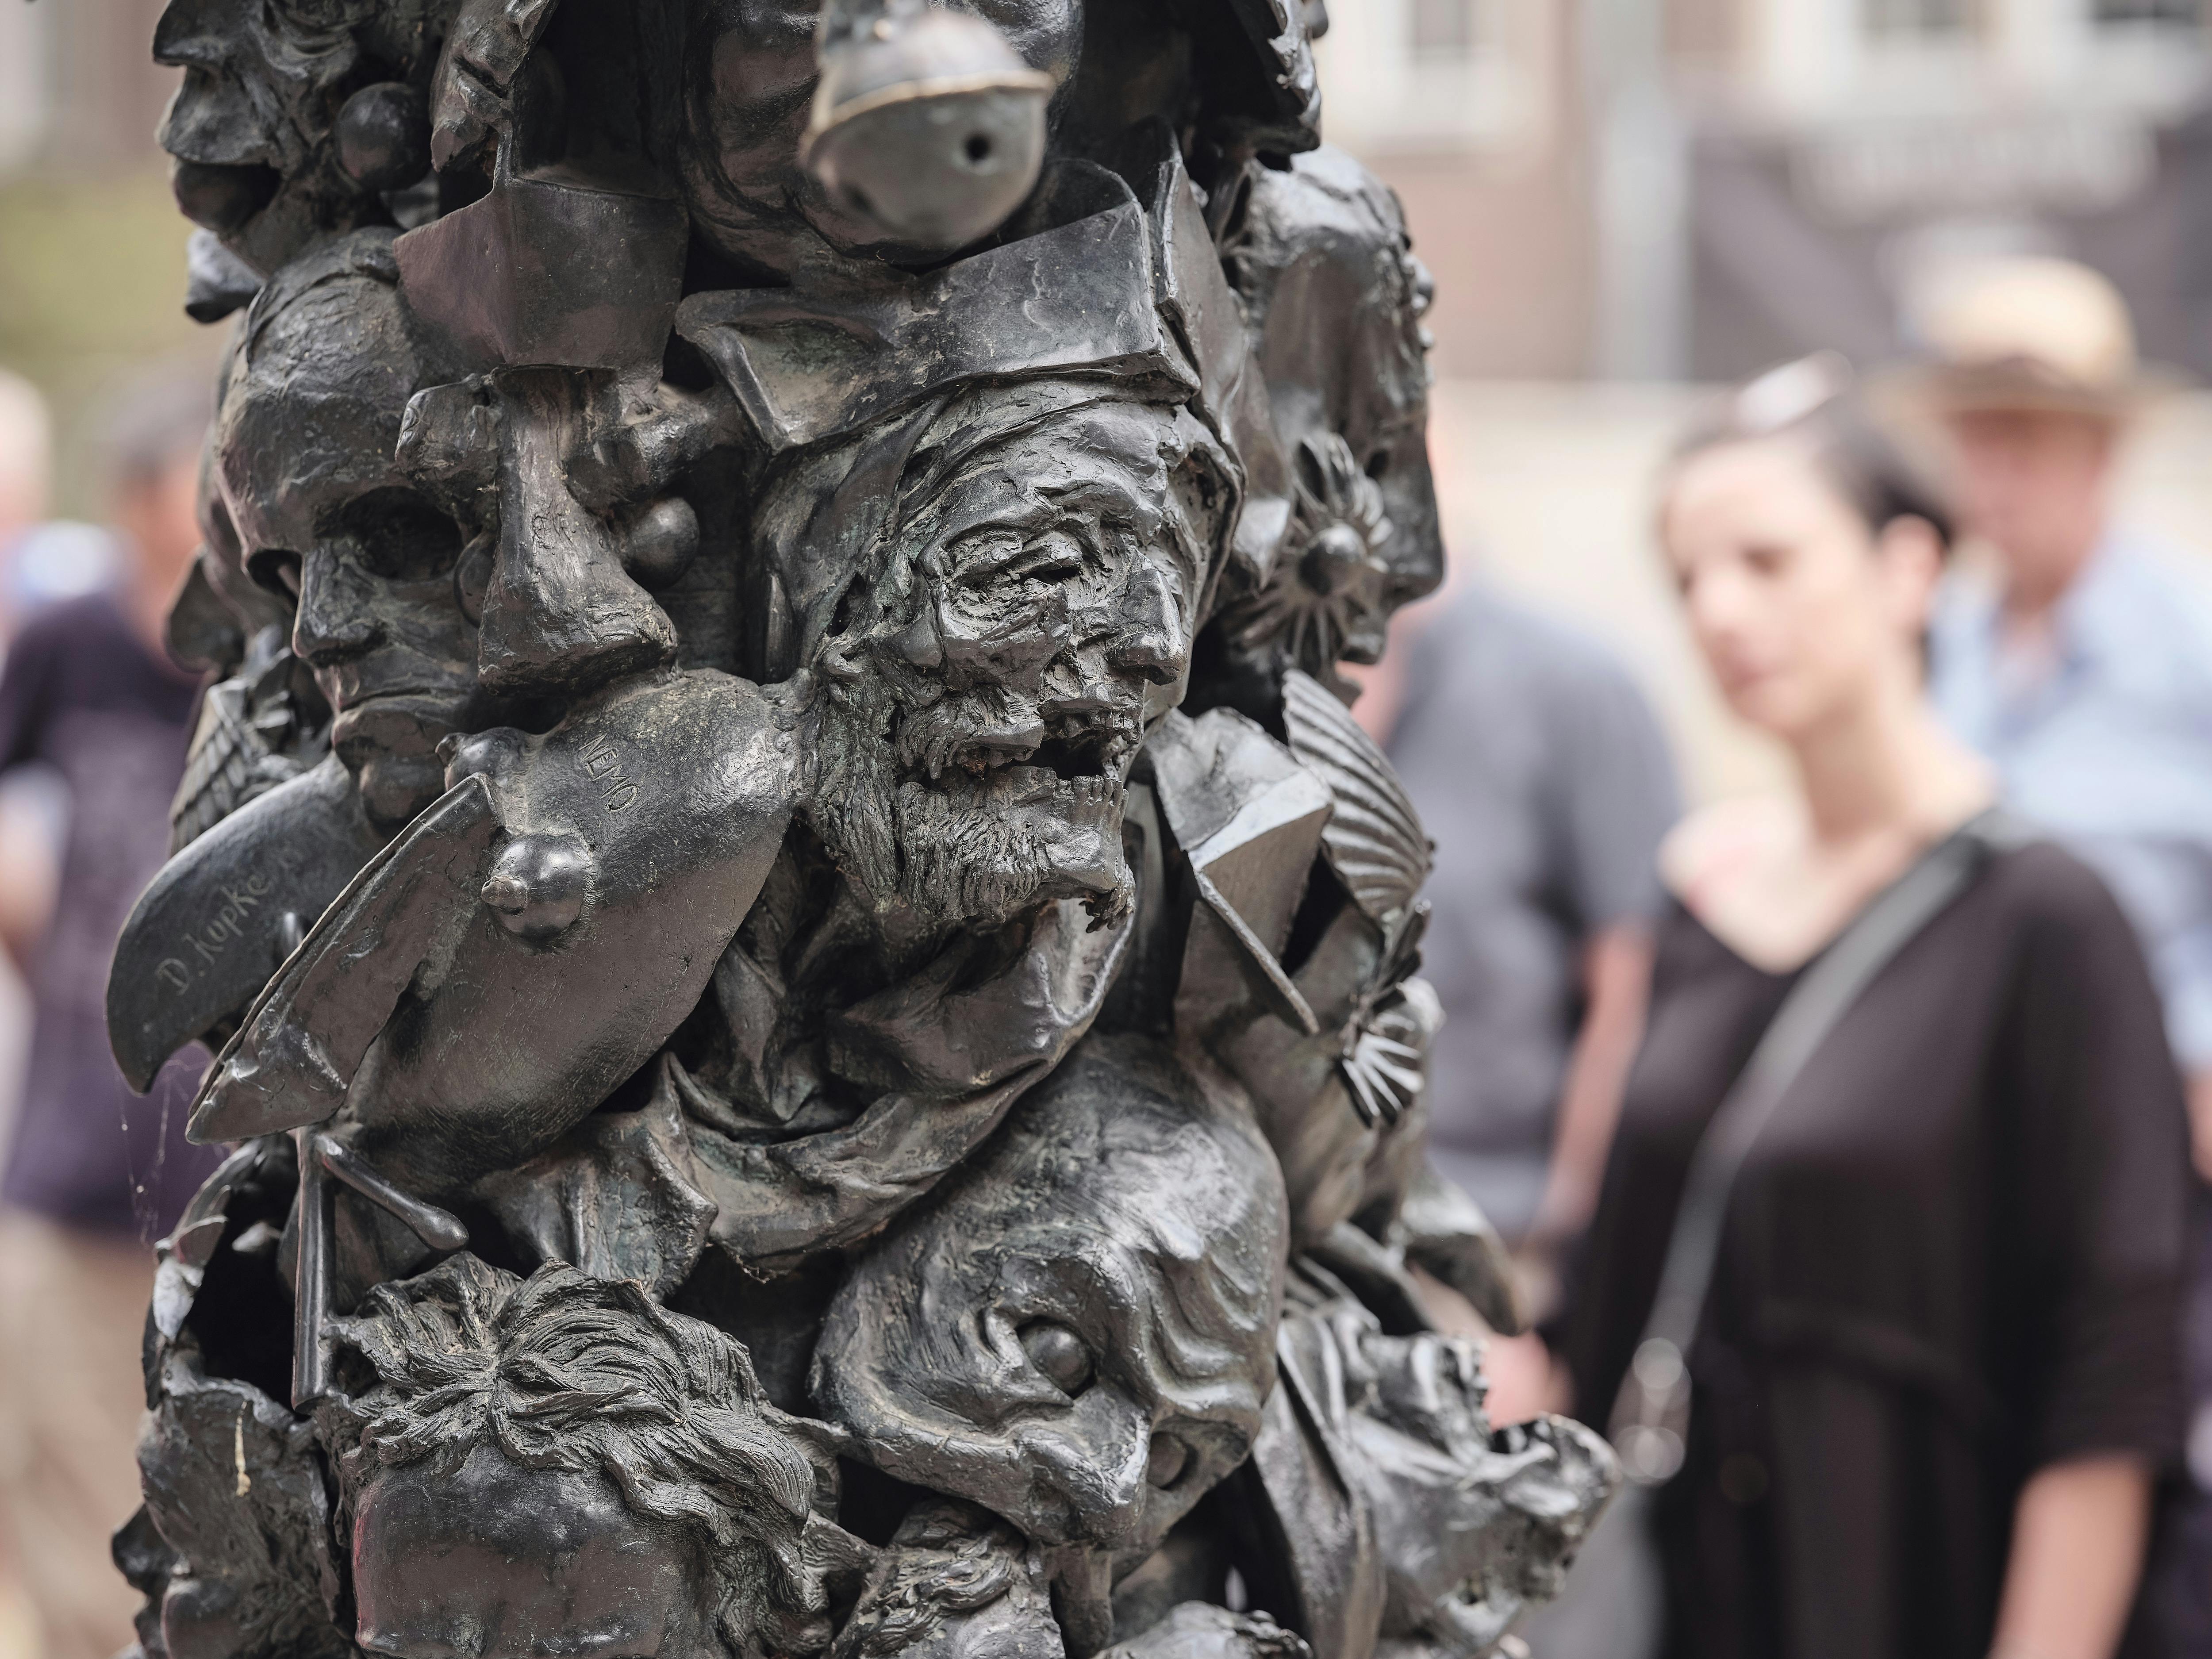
{"left": 810, "top": 673, "right": 1133, "bottom": 934}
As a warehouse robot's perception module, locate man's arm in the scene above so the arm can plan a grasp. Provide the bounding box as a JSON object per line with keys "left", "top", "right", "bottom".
{"left": 1536, "top": 641, "right": 1677, "bottom": 1247}
{"left": 1530, "top": 922, "right": 1654, "bottom": 1243}
{"left": 0, "top": 786, "right": 59, "bottom": 975}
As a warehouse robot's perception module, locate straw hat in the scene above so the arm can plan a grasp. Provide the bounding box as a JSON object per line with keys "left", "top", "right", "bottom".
{"left": 1908, "top": 257, "right": 2168, "bottom": 420}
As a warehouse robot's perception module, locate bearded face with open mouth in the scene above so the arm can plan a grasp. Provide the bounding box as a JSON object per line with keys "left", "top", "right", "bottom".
{"left": 804, "top": 390, "right": 1229, "bottom": 937}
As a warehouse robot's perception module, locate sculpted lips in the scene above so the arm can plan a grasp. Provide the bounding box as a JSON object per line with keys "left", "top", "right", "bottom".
{"left": 895, "top": 697, "right": 1142, "bottom": 786}
{"left": 330, "top": 691, "right": 472, "bottom": 754}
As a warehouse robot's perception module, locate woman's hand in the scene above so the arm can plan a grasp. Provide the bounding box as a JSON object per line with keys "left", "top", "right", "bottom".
{"left": 1988, "top": 1454, "right": 2153, "bottom": 1659}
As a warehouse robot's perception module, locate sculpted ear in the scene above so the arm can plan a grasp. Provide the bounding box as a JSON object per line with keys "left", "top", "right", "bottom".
{"left": 1876, "top": 513, "right": 1946, "bottom": 639}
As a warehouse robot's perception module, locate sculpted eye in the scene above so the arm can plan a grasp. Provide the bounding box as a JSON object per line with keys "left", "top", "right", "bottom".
{"left": 338, "top": 487, "right": 465, "bottom": 584}
{"left": 247, "top": 549, "right": 303, "bottom": 599}
{"left": 270, "top": 0, "right": 368, "bottom": 35}
{"left": 1007, "top": 531, "right": 1085, "bottom": 583}
{"left": 1018, "top": 1319, "right": 1094, "bottom": 1395}
{"left": 946, "top": 528, "right": 1088, "bottom": 590}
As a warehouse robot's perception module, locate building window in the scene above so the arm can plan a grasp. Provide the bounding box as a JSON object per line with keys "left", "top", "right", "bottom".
{"left": 2093, "top": 0, "right": 2199, "bottom": 23}
{"left": 1862, "top": 0, "right": 1971, "bottom": 36}
{"left": 1409, "top": 0, "right": 1479, "bottom": 58}
{"left": 1314, "top": 0, "right": 1539, "bottom": 153}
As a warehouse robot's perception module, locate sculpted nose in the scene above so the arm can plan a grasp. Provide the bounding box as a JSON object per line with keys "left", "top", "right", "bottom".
{"left": 1105, "top": 563, "right": 1184, "bottom": 686}
{"left": 293, "top": 549, "right": 382, "bottom": 666}
{"left": 470, "top": 371, "right": 677, "bottom": 704}
{"left": 965, "top": 708, "right": 1046, "bottom": 761}
{"left": 1029, "top": 1401, "right": 1153, "bottom": 1552}
{"left": 152, "top": 0, "right": 223, "bottom": 68}
{"left": 1039, "top": 674, "right": 1118, "bottom": 718}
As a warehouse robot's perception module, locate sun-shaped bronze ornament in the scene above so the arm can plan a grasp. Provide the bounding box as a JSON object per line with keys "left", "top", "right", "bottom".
{"left": 1221, "top": 431, "right": 1396, "bottom": 693}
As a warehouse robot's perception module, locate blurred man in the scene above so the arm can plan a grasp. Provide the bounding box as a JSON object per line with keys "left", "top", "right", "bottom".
{"left": 1386, "top": 581, "right": 1679, "bottom": 1267}
{"left": 1922, "top": 256, "right": 2212, "bottom": 1651}
{"left": 0, "top": 368, "right": 223, "bottom": 1659}
{"left": 0, "top": 372, "right": 64, "bottom": 990}
{"left": 1924, "top": 262, "right": 2212, "bottom": 1160}
{"left": 0, "top": 371, "right": 49, "bottom": 560}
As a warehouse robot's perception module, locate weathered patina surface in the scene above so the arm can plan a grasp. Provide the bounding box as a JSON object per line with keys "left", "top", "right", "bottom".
{"left": 108, "top": 4, "right": 1617, "bottom": 1655}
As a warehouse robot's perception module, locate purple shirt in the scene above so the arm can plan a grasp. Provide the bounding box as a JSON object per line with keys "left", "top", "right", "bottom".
{"left": 0, "top": 594, "right": 221, "bottom": 1239}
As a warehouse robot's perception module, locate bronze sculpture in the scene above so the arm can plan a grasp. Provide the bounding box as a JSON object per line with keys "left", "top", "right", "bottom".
{"left": 108, "top": 1, "right": 1619, "bottom": 1655}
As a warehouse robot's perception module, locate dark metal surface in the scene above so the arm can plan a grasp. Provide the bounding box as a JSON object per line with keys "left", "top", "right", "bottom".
{"left": 111, "top": 0, "right": 1619, "bottom": 1651}
{"left": 108, "top": 756, "right": 383, "bottom": 1093}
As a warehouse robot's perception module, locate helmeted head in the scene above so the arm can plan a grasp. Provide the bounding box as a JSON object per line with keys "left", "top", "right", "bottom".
{"left": 814, "top": 1034, "right": 1287, "bottom": 1582}
{"left": 217, "top": 228, "right": 481, "bottom": 834}
{"left": 680, "top": 0, "right": 1083, "bottom": 270}
{"left": 759, "top": 378, "right": 1235, "bottom": 934}
{"left": 328, "top": 1256, "right": 865, "bottom": 1659}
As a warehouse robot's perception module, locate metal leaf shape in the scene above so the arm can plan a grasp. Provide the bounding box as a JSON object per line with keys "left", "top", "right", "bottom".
{"left": 1281, "top": 668, "right": 1432, "bottom": 921}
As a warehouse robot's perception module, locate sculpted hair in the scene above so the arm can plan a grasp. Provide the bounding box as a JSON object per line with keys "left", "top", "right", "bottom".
{"left": 327, "top": 1255, "right": 837, "bottom": 1659}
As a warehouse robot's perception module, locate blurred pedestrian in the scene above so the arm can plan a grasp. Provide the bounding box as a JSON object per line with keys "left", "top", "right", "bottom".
{"left": 0, "top": 372, "right": 120, "bottom": 639}
{"left": 1920, "top": 255, "right": 2212, "bottom": 1654}
{"left": 0, "top": 368, "right": 224, "bottom": 1659}
{"left": 1558, "top": 355, "right": 2187, "bottom": 1659}
{"left": 1923, "top": 258, "right": 2212, "bottom": 1176}
{"left": 1386, "top": 582, "right": 1678, "bottom": 1262}
{"left": 1385, "top": 582, "right": 1678, "bottom": 1659}
{"left": 0, "top": 371, "right": 49, "bottom": 561}
{"left": 0, "top": 372, "right": 65, "bottom": 1002}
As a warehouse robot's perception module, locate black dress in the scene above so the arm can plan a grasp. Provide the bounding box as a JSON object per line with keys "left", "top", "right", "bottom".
{"left": 1561, "top": 841, "right": 2189, "bottom": 1659}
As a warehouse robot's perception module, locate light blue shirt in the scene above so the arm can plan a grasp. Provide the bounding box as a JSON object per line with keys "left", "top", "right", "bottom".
{"left": 1931, "top": 534, "right": 2212, "bottom": 1071}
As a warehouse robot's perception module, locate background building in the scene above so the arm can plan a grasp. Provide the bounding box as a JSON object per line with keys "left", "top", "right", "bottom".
{"left": 1319, "top": 0, "right": 2212, "bottom": 381}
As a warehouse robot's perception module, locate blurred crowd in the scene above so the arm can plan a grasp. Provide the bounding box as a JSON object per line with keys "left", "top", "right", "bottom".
{"left": 0, "top": 359, "right": 225, "bottom": 1659}
{"left": 1389, "top": 258, "right": 2212, "bottom": 1659}
{"left": 2, "top": 252, "right": 2212, "bottom": 1659}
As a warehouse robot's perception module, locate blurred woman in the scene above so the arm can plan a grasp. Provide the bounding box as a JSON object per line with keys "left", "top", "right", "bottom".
{"left": 1559, "top": 356, "right": 2189, "bottom": 1659}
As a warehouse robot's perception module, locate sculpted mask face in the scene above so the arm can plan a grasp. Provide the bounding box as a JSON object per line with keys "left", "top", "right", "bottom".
{"left": 353, "top": 1447, "right": 720, "bottom": 1659}
{"left": 332, "top": 1258, "right": 861, "bottom": 1659}
{"left": 1339, "top": 1332, "right": 1616, "bottom": 1654}
{"left": 805, "top": 386, "right": 1230, "bottom": 934}
{"left": 814, "top": 1036, "right": 1287, "bottom": 1574}
{"left": 154, "top": 0, "right": 442, "bottom": 278}
{"left": 217, "top": 232, "right": 481, "bottom": 835}
{"left": 1211, "top": 147, "right": 1442, "bottom": 697}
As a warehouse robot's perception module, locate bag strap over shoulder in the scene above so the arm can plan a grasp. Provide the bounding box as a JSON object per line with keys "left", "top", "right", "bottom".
{"left": 1609, "top": 808, "right": 2026, "bottom": 1485}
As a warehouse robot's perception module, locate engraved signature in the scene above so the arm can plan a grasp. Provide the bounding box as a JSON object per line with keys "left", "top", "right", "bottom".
{"left": 154, "top": 867, "right": 280, "bottom": 995}
{"left": 580, "top": 734, "right": 639, "bottom": 813}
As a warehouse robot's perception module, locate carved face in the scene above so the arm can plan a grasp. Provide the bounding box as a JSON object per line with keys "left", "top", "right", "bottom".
{"left": 331, "top": 1258, "right": 856, "bottom": 1659}
{"left": 680, "top": 0, "right": 1081, "bottom": 267}
{"left": 352, "top": 1444, "right": 721, "bottom": 1659}
{"left": 153, "top": 0, "right": 438, "bottom": 278}
{"left": 1338, "top": 1336, "right": 1617, "bottom": 1653}
{"left": 807, "top": 390, "right": 1227, "bottom": 933}
{"left": 815, "top": 1037, "right": 1286, "bottom": 1575}
{"left": 217, "top": 235, "right": 479, "bottom": 834}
